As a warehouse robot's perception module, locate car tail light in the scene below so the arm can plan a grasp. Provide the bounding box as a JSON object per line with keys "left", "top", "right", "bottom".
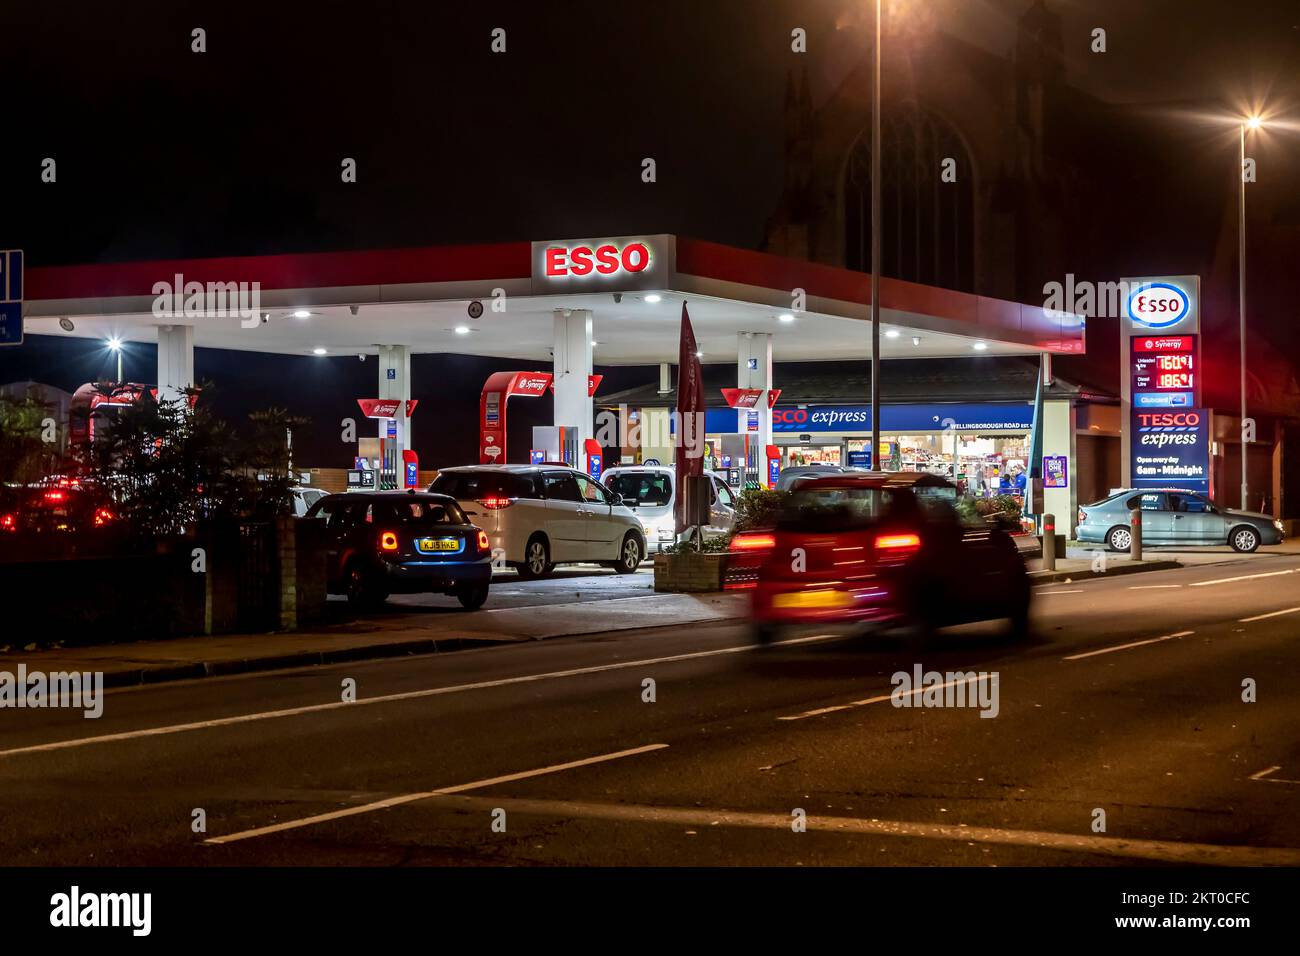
{"left": 1078, "top": 508, "right": 1086, "bottom": 525}
{"left": 730, "top": 532, "right": 776, "bottom": 552}
{"left": 476, "top": 530, "right": 490, "bottom": 550}
{"left": 42, "top": 489, "right": 67, "bottom": 504}
{"left": 93, "top": 507, "right": 115, "bottom": 527}
{"left": 478, "top": 495, "right": 514, "bottom": 510}
{"left": 379, "top": 531, "right": 399, "bottom": 551}
{"left": 0, "top": 513, "right": 17, "bottom": 533}
{"left": 875, "top": 533, "right": 921, "bottom": 551}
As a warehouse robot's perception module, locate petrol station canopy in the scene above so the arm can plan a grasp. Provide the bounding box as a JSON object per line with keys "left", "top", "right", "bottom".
{"left": 22, "top": 235, "right": 1085, "bottom": 363}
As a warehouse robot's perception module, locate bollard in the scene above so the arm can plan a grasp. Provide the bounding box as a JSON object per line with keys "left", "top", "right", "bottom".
{"left": 1129, "top": 507, "right": 1143, "bottom": 561}
{"left": 1042, "top": 513, "right": 1057, "bottom": 571}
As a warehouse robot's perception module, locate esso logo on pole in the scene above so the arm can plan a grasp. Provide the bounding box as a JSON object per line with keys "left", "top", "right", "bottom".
{"left": 544, "top": 242, "right": 652, "bottom": 278}
{"left": 1127, "top": 283, "right": 1190, "bottom": 329}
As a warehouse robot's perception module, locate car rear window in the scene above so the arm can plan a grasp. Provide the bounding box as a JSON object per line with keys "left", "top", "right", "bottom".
{"left": 431, "top": 472, "right": 536, "bottom": 500}
{"left": 778, "top": 486, "right": 894, "bottom": 531}
{"left": 606, "top": 472, "right": 672, "bottom": 506}
{"left": 369, "top": 500, "right": 466, "bottom": 525}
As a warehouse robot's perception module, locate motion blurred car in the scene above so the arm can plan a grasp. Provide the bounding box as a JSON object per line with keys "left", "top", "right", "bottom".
{"left": 430, "top": 465, "right": 645, "bottom": 578}
{"left": 305, "top": 490, "right": 492, "bottom": 609}
{"left": 773, "top": 464, "right": 868, "bottom": 491}
{"left": 727, "top": 472, "right": 1030, "bottom": 644}
{"left": 601, "top": 465, "right": 735, "bottom": 553}
{"left": 0, "top": 479, "right": 116, "bottom": 534}
{"left": 1077, "top": 488, "right": 1283, "bottom": 553}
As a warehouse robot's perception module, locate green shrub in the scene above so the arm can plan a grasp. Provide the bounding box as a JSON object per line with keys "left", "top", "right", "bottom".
{"left": 732, "top": 487, "right": 789, "bottom": 534}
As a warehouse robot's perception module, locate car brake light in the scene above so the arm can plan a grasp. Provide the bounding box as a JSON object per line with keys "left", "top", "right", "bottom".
{"left": 476, "top": 530, "right": 490, "bottom": 550}
{"left": 731, "top": 532, "right": 776, "bottom": 552}
{"left": 43, "top": 489, "right": 66, "bottom": 504}
{"left": 478, "top": 495, "right": 513, "bottom": 510}
{"left": 1078, "top": 508, "right": 1086, "bottom": 525}
{"left": 875, "top": 533, "right": 921, "bottom": 550}
{"left": 93, "top": 507, "right": 115, "bottom": 526}
{"left": 0, "top": 513, "right": 17, "bottom": 532}
{"left": 380, "top": 531, "right": 399, "bottom": 551}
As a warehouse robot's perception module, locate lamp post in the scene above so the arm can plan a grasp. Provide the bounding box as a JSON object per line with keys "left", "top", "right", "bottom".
{"left": 1239, "top": 115, "right": 1261, "bottom": 510}
{"left": 107, "top": 338, "right": 123, "bottom": 383}
{"left": 869, "top": 0, "right": 882, "bottom": 468}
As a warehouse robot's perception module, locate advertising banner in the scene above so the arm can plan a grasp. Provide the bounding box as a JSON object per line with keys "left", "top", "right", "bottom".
{"left": 770, "top": 403, "right": 1034, "bottom": 434}
{"left": 1129, "top": 408, "right": 1210, "bottom": 491}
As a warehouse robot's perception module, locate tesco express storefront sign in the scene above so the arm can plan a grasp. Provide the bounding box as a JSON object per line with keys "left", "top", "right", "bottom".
{"left": 531, "top": 235, "right": 673, "bottom": 294}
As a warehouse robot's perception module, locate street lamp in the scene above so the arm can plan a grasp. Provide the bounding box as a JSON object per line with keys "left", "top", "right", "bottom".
{"left": 1238, "top": 115, "right": 1262, "bottom": 510}
{"left": 107, "top": 337, "right": 123, "bottom": 383}
{"left": 869, "top": 0, "right": 882, "bottom": 468}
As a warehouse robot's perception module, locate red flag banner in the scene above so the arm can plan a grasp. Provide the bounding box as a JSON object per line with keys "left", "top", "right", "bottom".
{"left": 675, "top": 302, "right": 706, "bottom": 534}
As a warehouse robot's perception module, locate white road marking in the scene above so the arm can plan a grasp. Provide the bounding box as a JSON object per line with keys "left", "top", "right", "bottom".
{"left": 1063, "top": 631, "right": 1195, "bottom": 661}
{"left": 778, "top": 673, "right": 990, "bottom": 721}
{"left": 204, "top": 744, "right": 669, "bottom": 845}
{"left": 1036, "top": 589, "right": 1084, "bottom": 595}
{"left": 417, "top": 795, "right": 1300, "bottom": 866}
{"left": 1239, "top": 607, "right": 1300, "bottom": 623}
{"left": 1249, "top": 766, "right": 1300, "bottom": 784}
{"left": 0, "top": 634, "right": 834, "bottom": 760}
{"left": 1189, "top": 568, "right": 1297, "bottom": 588}
{"left": 1128, "top": 584, "right": 1183, "bottom": 590}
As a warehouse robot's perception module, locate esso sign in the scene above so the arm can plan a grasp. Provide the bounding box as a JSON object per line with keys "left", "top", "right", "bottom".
{"left": 1128, "top": 283, "right": 1190, "bottom": 329}
{"left": 1137, "top": 411, "right": 1202, "bottom": 428}
{"left": 544, "top": 242, "right": 651, "bottom": 278}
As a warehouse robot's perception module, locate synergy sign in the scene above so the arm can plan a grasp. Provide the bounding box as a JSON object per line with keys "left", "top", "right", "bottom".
{"left": 530, "top": 234, "right": 673, "bottom": 295}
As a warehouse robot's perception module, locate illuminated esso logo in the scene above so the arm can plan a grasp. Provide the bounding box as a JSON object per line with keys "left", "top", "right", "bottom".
{"left": 1128, "top": 283, "right": 1190, "bottom": 329}
{"left": 544, "top": 242, "right": 652, "bottom": 278}
{"left": 1137, "top": 411, "right": 1201, "bottom": 428}
{"left": 773, "top": 408, "right": 809, "bottom": 425}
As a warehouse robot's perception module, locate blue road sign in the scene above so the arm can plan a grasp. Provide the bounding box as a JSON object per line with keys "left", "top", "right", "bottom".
{"left": 0, "top": 250, "right": 23, "bottom": 346}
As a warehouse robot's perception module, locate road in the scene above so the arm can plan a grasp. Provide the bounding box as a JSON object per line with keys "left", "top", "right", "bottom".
{"left": 2, "top": 552, "right": 1300, "bottom": 866}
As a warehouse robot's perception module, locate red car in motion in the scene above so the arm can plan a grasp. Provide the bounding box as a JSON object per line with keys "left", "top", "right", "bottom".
{"left": 727, "top": 472, "right": 1030, "bottom": 644}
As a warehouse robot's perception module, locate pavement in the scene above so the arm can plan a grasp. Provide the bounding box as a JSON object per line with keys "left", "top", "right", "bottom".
{"left": 2, "top": 549, "right": 1300, "bottom": 865}
{"left": 2, "top": 566, "right": 742, "bottom": 688}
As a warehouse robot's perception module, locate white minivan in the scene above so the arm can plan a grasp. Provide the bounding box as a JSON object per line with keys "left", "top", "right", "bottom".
{"left": 601, "top": 465, "right": 736, "bottom": 554}
{"left": 429, "top": 465, "right": 646, "bottom": 578}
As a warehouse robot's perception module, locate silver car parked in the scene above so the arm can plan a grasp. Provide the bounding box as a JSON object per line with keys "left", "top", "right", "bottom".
{"left": 1077, "top": 488, "right": 1283, "bottom": 553}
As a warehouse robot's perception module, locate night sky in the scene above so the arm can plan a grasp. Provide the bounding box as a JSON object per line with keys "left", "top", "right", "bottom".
{"left": 3, "top": 0, "right": 1298, "bottom": 464}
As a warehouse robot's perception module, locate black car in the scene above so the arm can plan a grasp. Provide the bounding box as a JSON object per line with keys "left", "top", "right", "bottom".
{"left": 305, "top": 491, "right": 493, "bottom": 610}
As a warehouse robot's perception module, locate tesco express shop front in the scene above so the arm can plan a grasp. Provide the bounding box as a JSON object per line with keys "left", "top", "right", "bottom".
{"left": 731, "top": 402, "right": 1037, "bottom": 494}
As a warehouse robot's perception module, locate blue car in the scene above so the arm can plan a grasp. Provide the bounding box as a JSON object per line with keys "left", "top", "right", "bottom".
{"left": 1077, "top": 488, "right": 1284, "bottom": 553}
{"left": 306, "top": 491, "right": 493, "bottom": 609}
